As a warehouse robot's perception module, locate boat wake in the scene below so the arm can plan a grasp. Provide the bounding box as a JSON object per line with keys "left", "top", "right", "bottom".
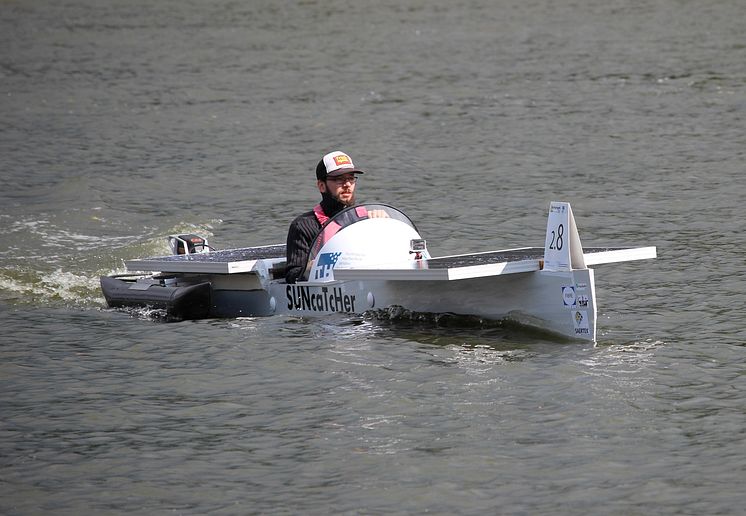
{"left": 103, "top": 304, "right": 172, "bottom": 322}
{"left": 0, "top": 267, "right": 103, "bottom": 307}
{"left": 1, "top": 212, "right": 218, "bottom": 312}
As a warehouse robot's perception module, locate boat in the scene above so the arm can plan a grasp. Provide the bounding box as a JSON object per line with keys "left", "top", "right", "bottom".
{"left": 100, "top": 201, "right": 656, "bottom": 341}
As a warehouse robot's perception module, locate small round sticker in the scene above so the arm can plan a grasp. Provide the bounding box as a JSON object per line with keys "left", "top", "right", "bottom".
{"left": 562, "top": 286, "right": 576, "bottom": 306}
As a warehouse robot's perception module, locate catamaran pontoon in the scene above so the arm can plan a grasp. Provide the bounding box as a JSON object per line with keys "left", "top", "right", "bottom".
{"left": 101, "top": 202, "right": 656, "bottom": 342}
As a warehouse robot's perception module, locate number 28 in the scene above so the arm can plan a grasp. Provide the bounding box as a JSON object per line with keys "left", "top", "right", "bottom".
{"left": 550, "top": 223, "right": 564, "bottom": 250}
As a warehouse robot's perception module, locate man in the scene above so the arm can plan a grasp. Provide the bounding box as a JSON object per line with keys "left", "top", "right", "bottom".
{"left": 285, "top": 151, "right": 366, "bottom": 284}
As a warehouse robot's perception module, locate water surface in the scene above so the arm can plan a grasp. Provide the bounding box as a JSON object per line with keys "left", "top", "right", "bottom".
{"left": 2, "top": 0, "right": 745, "bottom": 514}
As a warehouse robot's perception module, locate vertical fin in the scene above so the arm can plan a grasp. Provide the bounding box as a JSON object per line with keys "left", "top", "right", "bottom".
{"left": 543, "top": 202, "right": 586, "bottom": 271}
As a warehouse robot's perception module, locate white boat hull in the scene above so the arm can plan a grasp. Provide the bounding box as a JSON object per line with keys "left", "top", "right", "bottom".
{"left": 104, "top": 201, "right": 655, "bottom": 342}
{"left": 204, "top": 268, "right": 598, "bottom": 341}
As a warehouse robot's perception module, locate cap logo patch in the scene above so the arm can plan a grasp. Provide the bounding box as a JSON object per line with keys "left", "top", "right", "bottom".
{"left": 333, "top": 155, "right": 351, "bottom": 166}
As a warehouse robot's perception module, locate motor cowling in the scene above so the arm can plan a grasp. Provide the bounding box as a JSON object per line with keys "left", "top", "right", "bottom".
{"left": 168, "top": 234, "right": 211, "bottom": 255}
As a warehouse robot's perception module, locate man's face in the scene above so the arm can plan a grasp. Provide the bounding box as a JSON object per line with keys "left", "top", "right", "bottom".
{"left": 320, "top": 173, "right": 357, "bottom": 206}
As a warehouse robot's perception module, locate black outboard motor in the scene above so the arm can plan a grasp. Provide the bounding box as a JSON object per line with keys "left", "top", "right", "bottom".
{"left": 168, "top": 234, "right": 211, "bottom": 255}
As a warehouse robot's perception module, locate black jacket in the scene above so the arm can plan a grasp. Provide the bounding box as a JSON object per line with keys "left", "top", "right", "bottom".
{"left": 285, "top": 195, "right": 346, "bottom": 283}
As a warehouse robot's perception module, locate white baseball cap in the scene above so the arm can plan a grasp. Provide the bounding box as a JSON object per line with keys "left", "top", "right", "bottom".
{"left": 317, "top": 151, "right": 365, "bottom": 179}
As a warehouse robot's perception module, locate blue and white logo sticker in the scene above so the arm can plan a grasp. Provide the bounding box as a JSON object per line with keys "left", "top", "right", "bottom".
{"left": 562, "top": 286, "right": 576, "bottom": 306}
{"left": 314, "top": 252, "right": 342, "bottom": 280}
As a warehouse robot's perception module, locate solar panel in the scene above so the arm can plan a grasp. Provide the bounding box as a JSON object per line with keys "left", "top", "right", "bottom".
{"left": 425, "top": 246, "right": 653, "bottom": 269}
{"left": 126, "top": 244, "right": 286, "bottom": 273}
{"left": 420, "top": 247, "right": 544, "bottom": 270}
{"left": 333, "top": 247, "right": 543, "bottom": 281}
{"left": 333, "top": 246, "right": 656, "bottom": 281}
{"left": 124, "top": 242, "right": 654, "bottom": 277}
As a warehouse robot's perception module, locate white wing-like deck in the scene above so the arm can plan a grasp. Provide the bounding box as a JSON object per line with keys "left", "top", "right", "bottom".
{"left": 125, "top": 243, "right": 656, "bottom": 279}
{"left": 125, "top": 244, "right": 286, "bottom": 274}
{"left": 333, "top": 246, "right": 657, "bottom": 281}
{"left": 335, "top": 247, "right": 542, "bottom": 281}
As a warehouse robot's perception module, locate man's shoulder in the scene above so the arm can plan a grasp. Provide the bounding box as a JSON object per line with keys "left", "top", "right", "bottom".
{"left": 290, "top": 209, "right": 316, "bottom": 226}
{"left": 288, "top": 209, "right": 321, "bottom": 236}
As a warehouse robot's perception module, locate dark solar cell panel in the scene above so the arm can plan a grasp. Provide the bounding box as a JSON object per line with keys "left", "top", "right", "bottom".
{"left": 423, "top": 247, "right": 633, "bottom": 269}
{"left": 421, "top": 248, "right": 545, "bottom": 270}
{"left": 127, "top": 242, "right": 637, "bottom": 275}
{"left": 147, "top": 245, "right": 621, "bottom": 266}
{"left": 145, "top": 244, "right": 287, "bottom": 263}
{"left": 583, "top": 247, "right": 626, "bottom": 254}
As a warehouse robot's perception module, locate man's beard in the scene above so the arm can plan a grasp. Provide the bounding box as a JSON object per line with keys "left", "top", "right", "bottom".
{"left": 338, "top": 193, "right": 355, "bottom": 207}
{"left": 332, "top": 190, "right": 355, "bottom": 207}
{"left": 320, "top": 190, "right": 354, "bottom": 216}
